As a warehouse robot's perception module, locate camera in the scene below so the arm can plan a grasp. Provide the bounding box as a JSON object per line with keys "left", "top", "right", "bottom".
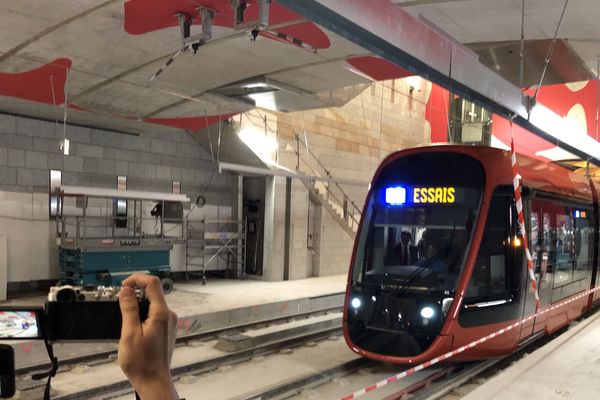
{"left": 45, "top": 285, "right": 149, "bottom": 341}
{"left": 0, "top": 285, "right": 149, "bottom": 342}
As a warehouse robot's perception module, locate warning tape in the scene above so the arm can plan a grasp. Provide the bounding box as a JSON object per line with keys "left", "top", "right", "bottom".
{"left": 340, "top": 284, "right": 600, "bottom": 399}
{"left": 510, "top": 121, "right": 541, "bottom": 312}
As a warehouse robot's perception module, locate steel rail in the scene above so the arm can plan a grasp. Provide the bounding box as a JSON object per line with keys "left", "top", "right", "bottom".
{"left": 50, "top": 325, "right": 344, "bottom": 400}
{"left": 242, "top": 358, "right": 374, "bottom": 400}
{"left": 15, "top": 300, "right": 343, "bottom": 377}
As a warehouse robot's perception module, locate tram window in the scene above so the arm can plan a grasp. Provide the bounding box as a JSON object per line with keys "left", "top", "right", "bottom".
{"left": 554, "top": 210, "right": 575, "bottom": 287}
{"left": 573, "top": 210, "right": 593, "bottom": 281}
{"left": 465, "top": 190, "right": 522, "bottom": 303}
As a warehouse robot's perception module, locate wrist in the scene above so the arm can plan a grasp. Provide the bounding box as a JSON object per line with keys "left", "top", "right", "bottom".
{"left": 132, "top": 375, "right": 178, "bottom": 400}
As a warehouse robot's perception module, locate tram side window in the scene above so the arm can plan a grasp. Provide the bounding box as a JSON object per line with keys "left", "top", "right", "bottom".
{"left": 465, "top": 191, "right": 522, "bottom": 303}
{"left": 554, "top": 210, "right": 575, "bottom": 286}
{"left": 573, "top": 210, "right": 593, "bottom": 281}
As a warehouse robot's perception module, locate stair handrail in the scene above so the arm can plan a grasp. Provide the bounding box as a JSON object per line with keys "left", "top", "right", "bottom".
{"left": 287, "top": 132, "right": 362, "bottom": 229}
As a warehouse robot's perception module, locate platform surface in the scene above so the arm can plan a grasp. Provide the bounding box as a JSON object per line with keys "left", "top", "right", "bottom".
{"left": 1, "top": 274, "right": 346, "bottom": 314}
{"left": 462, "top": 311, "right": 600, "bottom": 400}
{"left": 167, "top": 274, "right": 346, "bottom": 317}
{"left": 0, "top": 275, "right": 347, "bottom": 369}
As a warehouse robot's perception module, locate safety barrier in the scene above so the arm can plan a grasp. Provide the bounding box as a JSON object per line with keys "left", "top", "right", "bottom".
{"left": 340, "top": 285, "right": 600, "bottom": 399}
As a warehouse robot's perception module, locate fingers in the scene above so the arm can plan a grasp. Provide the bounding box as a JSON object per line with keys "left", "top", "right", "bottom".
{"left": 123, "top": 274, "right": 169, "bottom": 321}
{"left": 123, "top": 274, "right": 167, "bottom": 306}
{"left": 119, "top": 286, "right": 141, "bottom": 339}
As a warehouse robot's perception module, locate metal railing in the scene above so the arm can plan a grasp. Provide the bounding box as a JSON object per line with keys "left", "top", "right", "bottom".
{"left": 286, "top": 133, "right": 362, "bottom": 232}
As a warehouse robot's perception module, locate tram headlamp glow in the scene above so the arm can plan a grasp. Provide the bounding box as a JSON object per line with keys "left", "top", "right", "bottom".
{"left": 351, "top": 297, "right": 362, "bottom": 309}
{"left": 420, "top": 306, "right": 435, "bottom": 319}
{"left": 385, "top": 186, "right": 406, "bottom": 205}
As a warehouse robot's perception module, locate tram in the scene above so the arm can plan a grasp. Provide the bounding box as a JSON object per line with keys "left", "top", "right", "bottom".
{"left": 344, "top": 145, "right": 600, "bottom": 364}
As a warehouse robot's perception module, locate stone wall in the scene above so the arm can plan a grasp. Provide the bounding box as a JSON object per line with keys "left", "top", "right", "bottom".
{"left": 0, "top": 113, "right": 233, "bottom": 283}
{"left": 271, "top": 78, "right": 433, "bottom": 278}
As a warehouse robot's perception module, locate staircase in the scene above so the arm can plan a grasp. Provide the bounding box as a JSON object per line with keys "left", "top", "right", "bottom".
{"left": 284, "top": 134, "right": 362, "bottom": 239}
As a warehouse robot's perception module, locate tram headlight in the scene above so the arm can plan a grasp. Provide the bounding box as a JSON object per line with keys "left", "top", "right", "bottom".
{"left": 420, "top": 306, "right": 435, "bottom": 319}
{"left": 351, "top": 297, "right": 362, "bottom": 310}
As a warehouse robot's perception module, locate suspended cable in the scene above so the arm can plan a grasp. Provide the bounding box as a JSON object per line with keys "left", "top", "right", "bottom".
{"left": 532, "top": 0, "right": 569, "bottom": 103}
{"left": 519, "top": 0, "right": 525, "bottom": 89}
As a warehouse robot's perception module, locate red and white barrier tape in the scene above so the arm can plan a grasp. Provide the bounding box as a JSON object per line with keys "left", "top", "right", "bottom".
{"left": 510, "top": 122, "right": 541, "bottom": 312}
{"left": 340, "top": 284, "right": 600, "bottom": 400}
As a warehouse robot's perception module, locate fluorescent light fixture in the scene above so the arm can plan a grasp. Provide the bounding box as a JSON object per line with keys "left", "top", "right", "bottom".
{"left": 243, "top": 82, "right": 269, "bottom": 89}
{"left": 529, "top": 104, "right": 600, "bottom": 161}
{"left": 385, "top": 186, "right": 406, "bottom": 205}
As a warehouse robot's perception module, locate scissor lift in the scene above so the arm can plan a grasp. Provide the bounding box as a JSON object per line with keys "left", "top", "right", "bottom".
{"left": 55, "top": 186, "right": 189, "bottom": 293}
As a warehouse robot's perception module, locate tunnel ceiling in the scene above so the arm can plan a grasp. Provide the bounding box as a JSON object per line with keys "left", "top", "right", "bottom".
{"left": 0, "top": 0, "right": 597, "bottom": 136}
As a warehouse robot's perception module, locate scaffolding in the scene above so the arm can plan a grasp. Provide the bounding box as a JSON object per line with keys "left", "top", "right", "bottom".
{"left": 185, "top": 219, "right": 246, "bottom": 284}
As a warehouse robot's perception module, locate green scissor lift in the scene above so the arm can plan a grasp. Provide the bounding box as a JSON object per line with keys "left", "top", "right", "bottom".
{"left": 55, "top": 185, "right": 189, "bottom": 293}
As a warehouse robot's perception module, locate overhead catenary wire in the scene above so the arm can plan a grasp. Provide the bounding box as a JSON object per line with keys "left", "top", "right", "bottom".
{"left": 519, "top": 0, "right": 525, "bottom": 89}
{"left": 532, "top": 0, "right": 569, "bottom": 103}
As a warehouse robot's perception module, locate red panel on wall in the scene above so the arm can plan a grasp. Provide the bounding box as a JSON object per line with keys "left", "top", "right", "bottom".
{"left": 491, "top": 114, "right": 553, "bottom": 160}
{"left": 145, "top": 113, "right": 237, "bottom": 131}
{"left": 0, "top": 58, "right": 71, "bottom": 105}
{"left": 346, "top": 56, "right": 412, "bottom": 81}
{"left": 426, "top": 83, "right": 449, "bottom": 143}
{"left": 123, "top": 0, "right": 330, "bottom": 49}
{"left": 528, "top": 81, "right": 597, "bottom": 138}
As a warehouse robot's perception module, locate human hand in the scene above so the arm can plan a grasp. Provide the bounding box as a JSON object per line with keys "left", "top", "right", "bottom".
{"left": 118, "top": 274, "right": 179, "bottom": 400}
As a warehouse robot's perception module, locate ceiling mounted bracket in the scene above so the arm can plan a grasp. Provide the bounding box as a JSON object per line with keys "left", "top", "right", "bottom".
{"left": 231, "top": 0, "right": 271, "bottom": 31}
{"left": 177, "top": 8, "right": 215, "bottom": 51}
{"left": 175, "top": 12, "right": 193, "bottom": 43}
{"left": 522, "top": 92, "right": 537, "bottom": 119}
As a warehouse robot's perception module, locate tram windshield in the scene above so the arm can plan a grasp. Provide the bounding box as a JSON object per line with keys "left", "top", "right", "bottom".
{"left": 352, "top": 152, "right": 485, "bottom": 293}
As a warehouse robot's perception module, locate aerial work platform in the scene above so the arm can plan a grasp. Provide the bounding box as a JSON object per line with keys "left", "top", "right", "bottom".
{"left": 1, "top": 274, "right": 346, "bottom": 370}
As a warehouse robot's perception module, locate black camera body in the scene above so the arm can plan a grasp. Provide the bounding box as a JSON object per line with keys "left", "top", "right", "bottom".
{"left": 44, "top": 285, "right": 149, "bottom": 341}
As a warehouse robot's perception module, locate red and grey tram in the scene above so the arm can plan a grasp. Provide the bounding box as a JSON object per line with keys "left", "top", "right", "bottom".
{"left": 344, "top": 145, "right": 600, "bottom": 364}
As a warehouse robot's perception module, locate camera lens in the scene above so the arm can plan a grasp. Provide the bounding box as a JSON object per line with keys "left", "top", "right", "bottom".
{"left": 56, "top": 288, "right": 76, "bottom": 303}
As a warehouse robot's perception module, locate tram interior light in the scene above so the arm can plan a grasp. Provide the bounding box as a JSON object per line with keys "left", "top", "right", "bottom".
{"left": 351, "top": 297, "right": 362, "bottom": 309}
{"left": 385, "top": 186, "right": 406, "bottom": 205}
{"left": 513, "top": 236, "right": 522, "bottom": 247}
{"left": 574, "top": 210, "right": 586, "bottom": 218}
{"left": 420, "top": 306, "right": 435, "bottom": 319}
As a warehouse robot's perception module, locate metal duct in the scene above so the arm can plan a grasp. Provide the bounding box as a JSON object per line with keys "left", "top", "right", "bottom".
{"left": 277, "top": 0, "right": 600, "bottom": 164}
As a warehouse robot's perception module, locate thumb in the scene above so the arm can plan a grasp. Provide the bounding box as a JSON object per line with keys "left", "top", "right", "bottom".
{"left": 119, "top": 287, "right": 141, "bottom": 339}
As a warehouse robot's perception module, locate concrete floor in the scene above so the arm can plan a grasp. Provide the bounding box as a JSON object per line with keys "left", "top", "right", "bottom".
{"left": 1, "top": 274, "right": 347, "bottom": 315}
{"left": 0, "top": 275, "right": 347, "bottom": 371}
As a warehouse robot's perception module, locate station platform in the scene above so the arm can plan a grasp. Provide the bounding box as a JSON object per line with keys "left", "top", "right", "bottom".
{"left": 0, "top": 274, "right": 347, "bottom": 370}
{"left": 460, "top": 310, "right": 600, "bottom": 399}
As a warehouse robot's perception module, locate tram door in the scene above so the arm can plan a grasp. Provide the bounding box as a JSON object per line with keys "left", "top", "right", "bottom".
{"left": 519, "top": 199, "right": 555, "bottom": 340}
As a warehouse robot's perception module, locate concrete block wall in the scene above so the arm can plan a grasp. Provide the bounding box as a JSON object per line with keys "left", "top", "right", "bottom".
{"left": 0, "top": 113, "right": 233, "bottom": 283}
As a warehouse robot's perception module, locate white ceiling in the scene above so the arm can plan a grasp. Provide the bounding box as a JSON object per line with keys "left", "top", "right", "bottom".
{"left": 394, "top": 0, "right": 600, "bottom": 76}
{"left": 0, "top": 0, "right": 598, "bottom": 136}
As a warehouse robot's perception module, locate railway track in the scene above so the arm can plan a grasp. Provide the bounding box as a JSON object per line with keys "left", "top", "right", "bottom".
{"left": 16, "top": 302, "right": 600, "bottom": 399}
{"left": 15, "top": 306, "right": 344, "bottom": 399}
{"left": 15, "top": 303, "right": 343, "bottom": 377}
